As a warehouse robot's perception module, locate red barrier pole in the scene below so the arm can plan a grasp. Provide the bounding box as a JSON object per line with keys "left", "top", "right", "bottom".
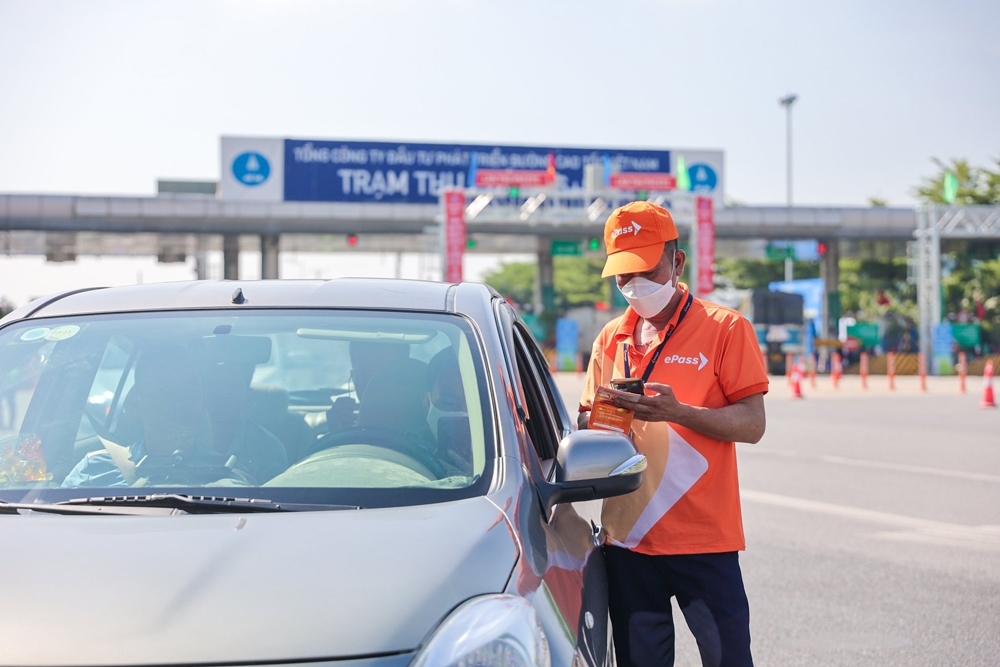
{"left": 958, "top": 352, "right": 967, "bottom": 394}
{"left": 918, "top": 351, "right": 927, "bottom": 392}
{"left": 887, "top": 352, "right": 896, "bottom": 391}
{"left": 832, "top": 352, "right": 841, "bottom": 389}
{"left": 860, "top": 352, "right": 869, "bottom": 390}
{"left": 576, "top": 352, "right": 583, "bottom": 378}
{"left": 786, "top": 353, "right": 793, "bottom": 385}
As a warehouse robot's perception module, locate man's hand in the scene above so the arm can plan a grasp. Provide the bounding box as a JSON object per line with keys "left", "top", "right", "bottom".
{"left": 611, "top": 382, "right": 686, "bottom": 423}
{"left": 610, "top": 385, "right": 766, "bottom": 444}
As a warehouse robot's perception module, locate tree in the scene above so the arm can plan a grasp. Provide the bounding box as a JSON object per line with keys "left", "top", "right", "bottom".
{"left": 837, "top": 258, "right": 915, "bottom": 318}
{"left": 553, "top": 257, "right": 609, "bottom": 309}
{"left": 0, "top": 298, "right": 14, "bottom": 318}
{"left": 481, "top": 262, "right": 535, "bottom": 308}
{"left": 713, "top": 258, "right": 819, "bottom": 290}
{"left": 867, "top": 196, "right": 888, "bottom": 208}
{"left": 940, "top": 247, "right": 1000, "bottom": 351}
{"left": 915, "top": 158, "right": 1000, "bottom": 205}
{"left": 481, "top": 256, "right": 608, "bottom": 312}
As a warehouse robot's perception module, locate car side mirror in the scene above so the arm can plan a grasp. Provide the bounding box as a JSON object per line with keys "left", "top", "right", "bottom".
{"left": 540, "top": 429, "right": 646, "bottom": 512}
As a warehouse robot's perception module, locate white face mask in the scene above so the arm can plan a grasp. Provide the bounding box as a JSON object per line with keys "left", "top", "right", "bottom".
{"left": 618, "top": 259, "right": 677, "bottom": 319}
{"left": 427, "top": 403, "right": 468, "bottom": 439}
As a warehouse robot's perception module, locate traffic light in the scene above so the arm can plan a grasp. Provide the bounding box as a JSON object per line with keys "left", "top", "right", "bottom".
{"left": 817, "top": 242, "right": 828, "bottom": 257}
{"left": 508, "top": 186, "right": 520, "bottom": 199}
{"left": 466, "top": 237, "right": 477, "bottom": 250}
{"left": 588, "top": 237, "right": 601, "bottom": 251}
{"left": 347, "top": 234, "right": 358, "bottom": 247}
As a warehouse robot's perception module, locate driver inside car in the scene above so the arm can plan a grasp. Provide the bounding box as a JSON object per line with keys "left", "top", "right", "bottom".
{"left": 325, "top": 340, "right": 409, "bottom": 433}
{"left": 62, "top": 344, "right": 284, "bottom": 488}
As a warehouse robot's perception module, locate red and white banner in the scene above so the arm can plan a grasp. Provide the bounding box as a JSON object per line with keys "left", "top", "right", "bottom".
{"left": 609, "top": 172, "right": 677, "bottom": 191}
{"left": 696, "top": 196, "right": 715, "bottom": 295}
{"left": 443, "top": 190, "right": 466, "bottom": 283}
{"left": 475, "top": 170, "right": 552, "bottom": 188}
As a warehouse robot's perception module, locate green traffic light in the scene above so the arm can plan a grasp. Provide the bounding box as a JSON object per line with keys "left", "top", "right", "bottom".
{"left": 589, "top": 238, "right": 601, "bottom": 251}
{"left": 508, "top": 186, "right": 520, "bottom": 199}
{"left": 466, "top": 238, "right": 477, "bottom": 249}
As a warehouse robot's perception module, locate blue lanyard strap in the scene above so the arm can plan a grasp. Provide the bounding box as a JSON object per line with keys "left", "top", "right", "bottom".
{"left": 624, "top": 292, "right": 694, "bottom": 383}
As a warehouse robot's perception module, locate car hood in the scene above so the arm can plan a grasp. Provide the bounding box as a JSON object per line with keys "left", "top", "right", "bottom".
{"left": 0, "top": 497, "right": 519, "bottom": 666}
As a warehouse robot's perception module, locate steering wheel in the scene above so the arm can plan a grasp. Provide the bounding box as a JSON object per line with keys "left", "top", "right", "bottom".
{"left": 307, "top": 427, "right": 444, "bottom": 478}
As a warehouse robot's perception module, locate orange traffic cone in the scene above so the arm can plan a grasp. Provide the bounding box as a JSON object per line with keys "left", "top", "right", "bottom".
{"left": 791, "top": 362, "right": 804, "bottom": 399}
{"left": 981, "top": 360, "right": 996, "bottom": 409}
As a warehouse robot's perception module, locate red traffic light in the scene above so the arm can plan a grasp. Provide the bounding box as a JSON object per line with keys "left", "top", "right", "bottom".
{"left": 347, "top": 234, "right": 358, "bottom": 247}
{"left": 817, "top": 242, "right": 828, "bottom": 257}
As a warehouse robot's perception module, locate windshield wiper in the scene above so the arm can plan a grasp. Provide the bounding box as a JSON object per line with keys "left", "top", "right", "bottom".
{"left": 59, "top": 494, "right": 360, "bottom": 513}
{"left": 0, "top": 500, "right": 183, "bottom": 516}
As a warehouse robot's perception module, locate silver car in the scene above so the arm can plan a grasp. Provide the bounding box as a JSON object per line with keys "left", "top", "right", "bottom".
{"left": 0, "top": 279, "right": 644, "bottom": 667}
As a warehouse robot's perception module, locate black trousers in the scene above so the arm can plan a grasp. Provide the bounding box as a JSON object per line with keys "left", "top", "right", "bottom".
{"left": 604, "top": 546, "right": 753, "bottom": 667}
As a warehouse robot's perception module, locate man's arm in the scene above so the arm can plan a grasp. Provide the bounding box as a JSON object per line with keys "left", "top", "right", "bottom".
{"left": 611, "top": 383, "right": 765, "bottom": 443}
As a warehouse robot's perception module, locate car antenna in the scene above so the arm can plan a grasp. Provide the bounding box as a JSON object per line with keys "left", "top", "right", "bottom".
{"left": 232, "top": 287, "right": 246, "bottom": 305}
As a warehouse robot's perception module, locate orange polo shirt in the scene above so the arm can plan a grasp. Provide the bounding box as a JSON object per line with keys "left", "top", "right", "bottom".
{"left": 580, "top": 284, "right": 768, "bottom": 555}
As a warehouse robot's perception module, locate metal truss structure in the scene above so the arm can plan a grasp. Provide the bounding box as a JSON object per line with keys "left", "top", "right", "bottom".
{"left": 460, "top": 187, "right": 701, "bottom": 231}
{"left": 915, "top": 205, "right": 1000, "bottom": 368}
{"left": 448, "top": 187, "right": 707, "bottom": 305}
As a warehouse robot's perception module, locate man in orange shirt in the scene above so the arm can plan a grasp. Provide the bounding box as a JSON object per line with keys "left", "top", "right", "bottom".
{"left": 579, "top": 201, "right": 768, "bottom": 667}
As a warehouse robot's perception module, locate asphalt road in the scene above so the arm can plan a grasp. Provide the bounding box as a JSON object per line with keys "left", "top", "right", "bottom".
{"left": 553, "top": 372, "right": 1000, "bottom": 666}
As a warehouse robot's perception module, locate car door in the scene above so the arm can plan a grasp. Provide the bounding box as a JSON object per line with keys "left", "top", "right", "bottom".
{"left": 510, "top": 321, "right": 612, "bottom": 667}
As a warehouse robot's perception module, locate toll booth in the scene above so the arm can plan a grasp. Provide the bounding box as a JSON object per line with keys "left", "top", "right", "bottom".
{"left": 748, "top": 290, "right": 805, "bottom": 376}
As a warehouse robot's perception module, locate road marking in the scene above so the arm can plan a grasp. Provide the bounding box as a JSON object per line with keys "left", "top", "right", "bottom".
{"left": 740, "top": 489, "right": 1000, "bottom": 549}
{"left": 743, "top": 446, "right": 1000, "bottom": 484}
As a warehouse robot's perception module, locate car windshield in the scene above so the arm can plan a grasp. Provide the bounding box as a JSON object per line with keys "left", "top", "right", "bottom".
{"left": 0, "top": 309, "right": 493, "bottom": 508}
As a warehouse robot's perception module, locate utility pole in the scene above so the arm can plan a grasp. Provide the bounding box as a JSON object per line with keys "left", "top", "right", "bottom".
{"left": 779, "top": 93, "right": 798, "bottom": 282}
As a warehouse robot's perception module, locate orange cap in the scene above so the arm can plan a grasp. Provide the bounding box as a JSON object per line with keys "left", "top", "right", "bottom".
{"left": 601, "top": 201, "right": 678, "bottom": 278}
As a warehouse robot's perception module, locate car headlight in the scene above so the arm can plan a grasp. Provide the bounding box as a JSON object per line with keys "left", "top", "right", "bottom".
{"left": 411, "top": 594, "right": 551, "bottom": 667}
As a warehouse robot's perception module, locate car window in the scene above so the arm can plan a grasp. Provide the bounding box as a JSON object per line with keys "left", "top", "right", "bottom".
{"left": 512, "top": 326, "right": 561, "bottom": 463}
{"left": 0, "top": 310, "right": 493, "bottom": 508}
{"left": 515, "top": 322, "right": 573, "bottom": 438}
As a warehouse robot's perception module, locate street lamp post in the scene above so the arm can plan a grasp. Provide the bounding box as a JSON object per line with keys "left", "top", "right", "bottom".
{"left": 779, "top": 93, "right": 798, "bottom": 282}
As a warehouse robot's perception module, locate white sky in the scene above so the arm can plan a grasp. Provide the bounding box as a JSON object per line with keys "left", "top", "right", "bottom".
{"left": 1, "top": 0, "right": 998, "bottom": 304}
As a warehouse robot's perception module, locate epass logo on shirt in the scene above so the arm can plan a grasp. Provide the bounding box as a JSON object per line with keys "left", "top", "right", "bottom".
{"left": 664, "top": 352, "right": 709, "bottom": 371}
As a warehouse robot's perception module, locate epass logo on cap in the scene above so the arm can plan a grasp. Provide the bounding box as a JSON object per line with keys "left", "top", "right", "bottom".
{"left": 232, "top": 151, "right": 271, "bottom": 187}
{"left": 611, "top": 221, "right": 642, "bottom": 241}
{"left": 664, "top": 352, "right": 709, "bottom": 371}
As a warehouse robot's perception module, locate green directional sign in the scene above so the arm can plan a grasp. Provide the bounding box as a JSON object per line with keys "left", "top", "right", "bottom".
{"left": 766, "top": 245, "right": 795, "bottom": 260}
{"left": 551, "top": 240, "right": 582, "bottom": 256}
{"left": 847, "top": 322, "right": 880, "bottom": 348}
{"left": 951, "top": 323, "right": 980, "bottom": 348}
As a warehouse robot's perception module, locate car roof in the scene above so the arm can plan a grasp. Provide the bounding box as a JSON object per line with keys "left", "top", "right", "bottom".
{"left": 2, "top": 279, "right": 497, "bottom": 322}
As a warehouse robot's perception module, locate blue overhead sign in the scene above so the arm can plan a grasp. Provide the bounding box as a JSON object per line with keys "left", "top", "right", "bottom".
{"left": 283, "top": 139, "right": 672, "bottom": 204}
{"left": 219, "top": 137, "right": 725, "bottom": 204}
